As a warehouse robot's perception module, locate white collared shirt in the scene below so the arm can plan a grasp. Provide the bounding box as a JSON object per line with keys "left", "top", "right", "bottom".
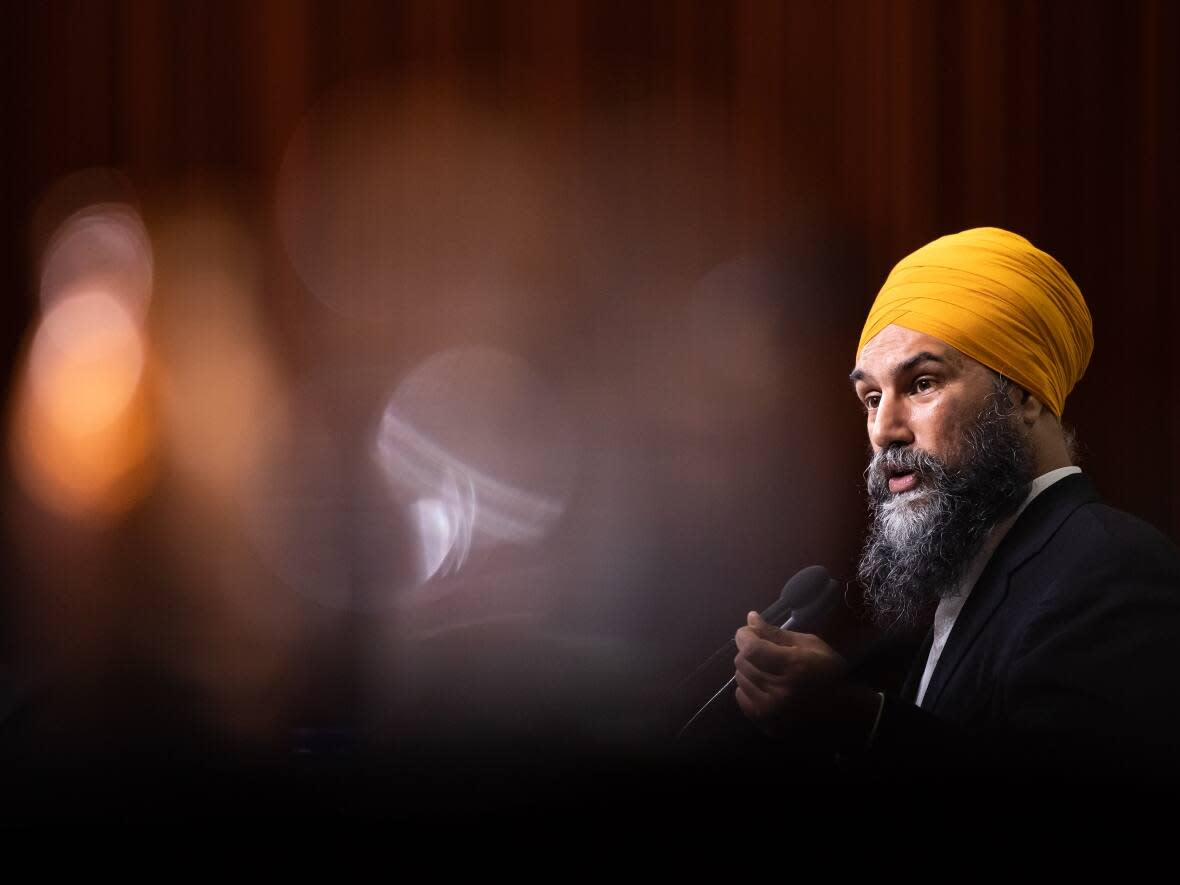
{"left": 913, "top": 466, "right": 1082, "bottom": 707}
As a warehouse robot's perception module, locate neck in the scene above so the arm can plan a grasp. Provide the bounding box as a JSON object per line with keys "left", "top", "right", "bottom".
{"left": 1030, "top": 419, "right": 1073, "bottom": 475}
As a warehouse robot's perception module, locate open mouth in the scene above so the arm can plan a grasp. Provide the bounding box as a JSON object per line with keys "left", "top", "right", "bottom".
{"left": 886, "top": 469, "right": 919, "bottom": 495}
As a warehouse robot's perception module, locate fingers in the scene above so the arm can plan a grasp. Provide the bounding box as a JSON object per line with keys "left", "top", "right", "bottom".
{"left": 734, "top": 652, "right": 777, "bottom": 692}
{"left": 735, "top": 684, "right": 756, "bottom": 719}
{"left": 745, "top": 611, "right": 795, "bottom": 645}
{"left": 735, "top": 668, "right": 795, "bottom": 731}
{"left": 734, "top": 669, "right": 771, "bottom": 706}
{"left": 735, "top": 626, "right": 801, "bottom": 674}
{"left": 733, "top": 615, "right": 849, "bottom": 733}
{"left": 735, "top": 670, "right": 780, "bottom": 724}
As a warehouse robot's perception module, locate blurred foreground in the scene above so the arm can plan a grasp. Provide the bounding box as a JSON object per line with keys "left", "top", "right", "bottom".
{"left": 2, "top": 82, "right": 869, "bottom": 825}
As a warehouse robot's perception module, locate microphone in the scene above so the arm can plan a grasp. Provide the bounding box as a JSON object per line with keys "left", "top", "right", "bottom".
{"left": 780, "top": 565, "right": 848, "bottom": 636}
{"left": 676, "top": 566, "right": 836, "bottom": 694}
{"left": 774, "top": 565, "right": 843, "bottom": 631}
{"left": 675, "top": 565, "right": 845, "bottom": 741}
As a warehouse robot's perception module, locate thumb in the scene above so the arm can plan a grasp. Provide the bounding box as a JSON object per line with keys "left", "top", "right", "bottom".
{"left": 746, "top": 611, "right": 789, "bottom": 644}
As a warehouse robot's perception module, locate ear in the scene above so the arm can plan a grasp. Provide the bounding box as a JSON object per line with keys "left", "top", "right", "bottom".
{"left": 1017, "top": 388, "right": 1046, "bottom": 426}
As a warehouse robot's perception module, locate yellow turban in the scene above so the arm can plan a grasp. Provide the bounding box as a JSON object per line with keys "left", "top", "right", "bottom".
{"left": 857, "top": 227, "right": 1092, "bottom": 417}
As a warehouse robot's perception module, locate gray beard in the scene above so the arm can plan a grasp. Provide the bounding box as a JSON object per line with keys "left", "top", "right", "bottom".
{"left": 856, "top": 392, "right": 1037, "bottom": 630}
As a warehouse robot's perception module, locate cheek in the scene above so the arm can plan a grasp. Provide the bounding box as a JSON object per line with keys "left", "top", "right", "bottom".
{"left": 913, "top": 400, "right": 970, "bottom": 457}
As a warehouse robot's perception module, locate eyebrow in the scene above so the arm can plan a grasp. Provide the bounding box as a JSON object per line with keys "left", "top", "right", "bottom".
{"left": 849, "top": 351, "right": 949, "bottom": 384}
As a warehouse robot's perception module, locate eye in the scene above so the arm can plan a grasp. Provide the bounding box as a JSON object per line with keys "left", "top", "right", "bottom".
{"left": 912, "top": 376, "right": 936, "bottom": 394}
{"left": 864, "top": 393, "right": 881, "bottom": 411}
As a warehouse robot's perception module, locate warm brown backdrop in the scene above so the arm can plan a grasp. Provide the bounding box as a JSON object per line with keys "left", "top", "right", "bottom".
{"left": 4, "top": 0, "right": 1177, "bottom": 543}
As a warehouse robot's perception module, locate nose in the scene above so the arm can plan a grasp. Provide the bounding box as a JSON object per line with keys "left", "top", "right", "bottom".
{"left": 868, "top": 392, "right": 915, "bottom": 452}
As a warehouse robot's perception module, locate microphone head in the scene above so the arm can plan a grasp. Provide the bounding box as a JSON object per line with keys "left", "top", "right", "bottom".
{"left": 784, "top": 574, "right": 848, "bottom": 635}
{"left": 760, "top": 564, "right": 834, "bottom": 626}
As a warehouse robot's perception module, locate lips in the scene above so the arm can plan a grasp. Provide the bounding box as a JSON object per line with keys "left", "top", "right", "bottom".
{"left": 887, "top": 471, "right": 918, "bottom": 494}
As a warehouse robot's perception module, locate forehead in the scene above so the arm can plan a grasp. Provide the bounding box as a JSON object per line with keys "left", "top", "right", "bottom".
{"left": 852, "top": 324, "right": 970, "bottom": 381}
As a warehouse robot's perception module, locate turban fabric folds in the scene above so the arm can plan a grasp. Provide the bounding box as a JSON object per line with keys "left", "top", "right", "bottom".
{"left": 857, "top": 227, "right": 1093, "bottom": 417}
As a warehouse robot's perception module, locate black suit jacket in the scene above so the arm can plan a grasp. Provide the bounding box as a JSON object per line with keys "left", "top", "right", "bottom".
{"left": 867, "top": 473, "right": 1180, "bottom": 781}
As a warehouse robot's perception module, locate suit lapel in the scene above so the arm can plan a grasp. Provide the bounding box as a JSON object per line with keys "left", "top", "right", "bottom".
{"left": 919, "top": 473, "right": 1100, "bottom": 712}
{"left": 901, "top": 629, "right": 933, "bottom": 702}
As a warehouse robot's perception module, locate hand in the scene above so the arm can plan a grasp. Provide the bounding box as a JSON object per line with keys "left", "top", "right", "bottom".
{"left": 733, "top": 611, "right": 850, "bottom": 736}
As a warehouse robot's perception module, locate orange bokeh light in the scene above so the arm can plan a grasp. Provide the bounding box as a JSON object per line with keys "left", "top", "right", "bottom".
{"left": 10, "top": 289, "right": 155, "bottom": 519}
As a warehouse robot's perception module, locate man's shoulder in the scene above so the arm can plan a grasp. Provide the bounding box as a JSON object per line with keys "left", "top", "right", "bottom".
{"left": 1013, "top": 491, "right": 1180, "bottom": 616}
{"left": 1007, "top": 472, "right": 1179, "bottom": 570}
{"left": 1051, "top": 496, "right": 1180, "bottom": 571}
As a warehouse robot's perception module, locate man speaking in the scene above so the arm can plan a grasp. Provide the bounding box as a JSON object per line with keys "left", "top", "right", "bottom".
{"left": 733, "top": 227, "right": 1180, "bottom": 779}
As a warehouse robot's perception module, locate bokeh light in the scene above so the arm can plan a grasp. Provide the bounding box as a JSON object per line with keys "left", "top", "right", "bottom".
{"left": 151, "top": 207, "right": 281, "bottom": 504}
{"left": 276, "top": 78, "right": 553, "bottom": 321}
{"left": 39, "top": 202, "right": 153, "bottom": 321}
{"left": 29, "top": 289, "right": 145, "bottom": 433}
{"left": 7, "top": 191, "right": 161, "bottom": 521}
{"left": 408, "top": 475, "right": 474, "bottom": 583}
{"left": 10, "top": 288, "right": 153, "bottom": 519}
{"left": 374, "top": 346, "right": 578, "bottom": 593}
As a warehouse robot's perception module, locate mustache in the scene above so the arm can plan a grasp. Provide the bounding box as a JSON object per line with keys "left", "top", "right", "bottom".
{"left": 865, "top": 445, "right": 949, "bottom": 499}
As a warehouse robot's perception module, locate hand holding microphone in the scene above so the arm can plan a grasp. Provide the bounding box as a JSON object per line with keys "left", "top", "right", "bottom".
{"left": 733, "top": 611, "right": 849, "bottom": 736}
{"left": 676, "top": 565, "right": 885, "bottom": 744}
{"left": 677, "top": 565, "right": 852, "bottom": 741}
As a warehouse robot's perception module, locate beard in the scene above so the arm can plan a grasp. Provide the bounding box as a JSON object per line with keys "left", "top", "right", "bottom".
{"left": 856, "top": 390, "right": 1037, "bottom": 630}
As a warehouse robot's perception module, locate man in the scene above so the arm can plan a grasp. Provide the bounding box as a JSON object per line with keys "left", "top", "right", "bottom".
{"left": 733, "top": 227, "right": 1180, "bottom": 780}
